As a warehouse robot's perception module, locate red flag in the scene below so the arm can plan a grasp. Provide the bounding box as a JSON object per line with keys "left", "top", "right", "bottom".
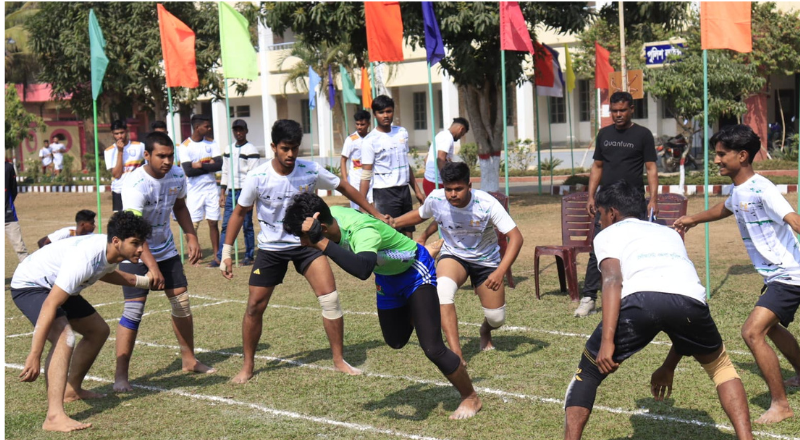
{"left": 594, "top": 42, "right": 613, "bottom": 90}
{"left": 157, "top": 4, "right": 199, "bottom": 88}
{"left": 533, "top": 42, "right": 554, "bottom": 87}
{"left": 500, "top": 2, "right": 534, "bottom": 53}
{"left": 361, "top": 67, "right": 373, "bottom": 110}
{"left": 364, "top": 2, "right": 404, "bottom": 62}
{"left": 701, "top": 2, "right": 752, "bottom": 53}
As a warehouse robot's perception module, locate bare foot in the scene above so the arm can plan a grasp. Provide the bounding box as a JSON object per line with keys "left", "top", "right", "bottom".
{"left": 450, "top": 395, "right": 482, "bottom": 420}
{"left": 334, "top": 359, "right": 363, "bottom": 376}
{"left": 755, "top": 406, "right": 794, "bottom": 424}
{"left": 231, "top": 368, "right": 254, "bottom": 384}
{"left": 113, "top": 377, "right": 133, "bottom": 392}
{"left": 479, "top": 322, "right": 495, "bottom": 351}
{"left": 42, "top": 414, "right": 92, "bottom": 432}
{"left": 64, "top": 386, "right": 106, "bottom": 402}
{"left": 183, "top": 359, "right": 217, "bottom": 374}
{"left": 784, "top": 376, "right": 800, "bottom": 387}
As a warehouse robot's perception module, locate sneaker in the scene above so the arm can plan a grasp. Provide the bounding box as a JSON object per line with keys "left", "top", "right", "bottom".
{"left": 574, "top": 297, "right": 596, "bottom": 317}
{"left": 240, "top": 258, "right": 254, "bottom": 267}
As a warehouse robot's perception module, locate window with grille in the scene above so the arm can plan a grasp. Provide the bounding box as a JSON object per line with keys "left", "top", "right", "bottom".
{"left": 549, "top": 96, "right": 566, "bottom": 124}
{"left": 300, "top": 99, "right": 311, "bottom": 134}
{"left": 413, "top": 92, "right": 427, "bottom": 130}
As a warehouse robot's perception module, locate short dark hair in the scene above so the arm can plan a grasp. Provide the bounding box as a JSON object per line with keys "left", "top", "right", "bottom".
{"left": 441, "top": 161, "right": 470, "bottom": 185}
{"left": 43, "top": 140, "right": 49, "bottom": 145}
{"left": 371, "top": 95, "right": 394, "bottom": 112}
{"left": 283, "top": 192, "right": 334, "bottom": 237}
{"left": 594, "top": 180, "right": 646, "bottom": 219}
{"left": 144, "top": 131, "right": 174, "bottom": 153}
{"left": 452, "top": 117, "right": 469, "bottom": 132}
{"left": 111, "top": 119, "right": 127, "bottom": 131}
{"left": 709, "top": 124, "right": 761, "bottom": 164}
{"left": 106, "top": 211, "right": 152, "bottom": 243}
{"left": 191, "top": 114, "right": 210, "bottom": 129}
{"left": 150, "top": 120, "right": 167, "bottom": 131}
{"left": 354, "top": 110, "right": 371, "bottom": 122}
{"left": 75, "top": 209, "right": 96, "bottom": 224}
{"left": 609, "top": 92, "right": 634, "bottom": 107}
{"left": 271, "top": 119, "right": 303, "bottom": 146}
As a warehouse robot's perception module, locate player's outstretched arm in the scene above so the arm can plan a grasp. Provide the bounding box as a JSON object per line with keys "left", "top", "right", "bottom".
{"left": 597, "top": 258, "right": 622, "bottom": 375}
{"left": 392, "top": 209, "right": 425, "bottom": 230}
{"left": 783, "top": 212, "right": 800, "bottom": 236}
{"left": 101, "top": 270, "right": 153, "bottom": 289}
{"left": 302, "top": 214, "right": 378, "bottom": 280}
{"left": 173, "top": 197, "right": 202, "bottom": 265}
{"left": 20, "top": 287, "right": 70, "bottom": 383}
{"left": 338, "top": 180, "right": 388, "bottom": 223}
{"left": 673, "top": 202, "right": 732, "bottom": 234}
{"left": 651, "top": 346, "right": 682, "bottom": 401}
{"left": 37, "top": 236, "right": 51, "bottom": 248}
{"left": 408, "top": 166, "right": 426, "bottom": 204}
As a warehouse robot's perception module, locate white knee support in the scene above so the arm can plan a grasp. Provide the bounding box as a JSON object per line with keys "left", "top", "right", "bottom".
{"left": 483, "top": 304, "right": 506, "bottom": 328}
{"left": 169, "top": 292, "right": 192, "bottom": 318}
{"left": 64, "top": 328, "right": 76, "bottom": 348}
{"left": 437, "top": 277, "right": 459, "bottom": 305}
{"left": 120, "top": 300, "right": 146, "bottom": 331}
{"left": 318, "top": 290, "right": 343, "bottom": 320}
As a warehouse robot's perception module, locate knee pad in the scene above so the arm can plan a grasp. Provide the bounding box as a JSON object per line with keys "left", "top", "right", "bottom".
{"left": 564, "top": 349, "right": 607, "bottom": 411}
{"left": 437, "top": 277, "right": 458, "bottom": 305}
{"left": 701, "top": 346, "right": 740, "bottom": 388}
{"left": 169, "top": 292, "right": 192, "bottom": 318}
{"left": 64, "top": 327, "right": 76, "bottom": 348}
{"left": 317, "top": 290, "right": 343, "bottom": 320}
{"left": 483, "top": 304, "right": 506, "bottom": 328}
{"left": 120, "top": 299, "right": 146, "bottom": 331}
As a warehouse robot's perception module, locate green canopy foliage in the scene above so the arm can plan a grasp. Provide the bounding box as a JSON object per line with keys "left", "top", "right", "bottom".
{"left": 5, "top": 84, "right": 46, "bottom": 150}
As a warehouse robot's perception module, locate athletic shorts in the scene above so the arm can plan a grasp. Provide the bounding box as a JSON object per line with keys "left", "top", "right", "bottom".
{"left": 11, "top": 287, "right": 96, "bottom": 325}
{"left": 756, "top": 281, "right": 800, "bottom": 328}
{"left": 53, "top": 156, "right": 63, "bottom": 170}
{"left": 249, "top": 246, "right": 323, "bottom": 287}
{"left": 422, "top": 178, "right": 439, "bottom": 196}
{"left": 348, "top": 176, "right": 373, "bottom": 210}
{"left": 112, "top": 191, "right": 123, "bottom": 212}
{"left": 375, "top": 243, "right": 437, "bottom": 310}
{"left": 439, "top": 254, "right": 496, "bottom": 288}
{"left": 585, "top": 291, "right": 722, "bottom": 362}
{"left": 120, "top": 255, "right": 188, "bottom": 299}
{"left": 186, "top": 187, "right": 221, "bottom": 222}
{"left": 373, "top": 185, "right": 414, "bottom": 233}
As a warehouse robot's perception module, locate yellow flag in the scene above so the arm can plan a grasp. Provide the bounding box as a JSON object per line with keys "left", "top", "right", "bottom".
{"left": 565, "top": 44, "right": 576, "bottom": 93}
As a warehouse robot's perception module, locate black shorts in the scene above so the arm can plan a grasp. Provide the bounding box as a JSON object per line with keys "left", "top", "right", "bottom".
{"left": 11, "top": 287, "right": 97, "bottom": 325}
{"left": 439, "top": 254, "right": 496, "bottom": 288}
{"left": 112, "top": 191, "right": 123, "bottom": 212}
{"left": 249, "top": 246, "right": 323, "bottom": 287}
{"left": 373, "top": 185, "right": 414, "bottom": 233}
{"left": 585, "top": 291, "right": 722, "bottom": 362}
{"left": 756, "top": 281, "right": 800, "bottom": 328}
{"left": 120, "top": 255, "right": 188, "bottom": 299}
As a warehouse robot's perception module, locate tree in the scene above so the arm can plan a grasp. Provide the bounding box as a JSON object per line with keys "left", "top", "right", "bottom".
{"left": 5, "top": 2, "right": 43, "bottom": 98}
{"left": 5, "top": 83, "right": 46, "bottom": 151}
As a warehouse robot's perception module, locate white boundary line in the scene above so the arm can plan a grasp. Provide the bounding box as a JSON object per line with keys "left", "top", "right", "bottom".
{"left": 3, "top": 363, "right": 444, "bottom": 440}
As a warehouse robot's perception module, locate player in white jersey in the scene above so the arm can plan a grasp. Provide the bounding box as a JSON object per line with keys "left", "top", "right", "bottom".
{"left": 393, "top": 162, "right": 523, "bottom": 365}
{"left": 50, "top": 135, "right": 66, "bottom": 176}
{"left": 178, "top": 115, "right": 223, "bottom": 266}
{"left": 38, "top": 209, "right": 96, "bottom": 248}
{"left": 564, "top": 180, "right": 752, "bottom": 440}
{"left": 39, "top": 140, "right": 53, "bottom": 175}
{"left": 115, "top": 131, "right": 212, "bottom": 392}
{"left": 340, "top": 110, "right": 373, "bottom": 210}
{"left": 675, "top": 125, "right": 800, "bottom": 425}
{"left": 12, "top": 212, "right": 154, "bottom": 432}
{"left": 104, "top": 119, "right": 145, "bottom": 212}
{"left": 220, "top": 119, "right": 387, "bottom": 383}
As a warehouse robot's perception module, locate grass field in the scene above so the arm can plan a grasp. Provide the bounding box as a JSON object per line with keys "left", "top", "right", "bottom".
{"left": 5, "top": 191, "right": 800, "bottom": 439}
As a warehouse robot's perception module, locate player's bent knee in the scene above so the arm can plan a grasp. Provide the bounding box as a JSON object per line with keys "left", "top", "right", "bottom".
{"left": 120, "top": 300, "right": 146, "bottom": 331}
{"left": 317, "top": 290, "right": 343, "bottom": 320}
{"left": 564, "top": 350, "right": 606, "bottom": 411}
{"left": 701, "top": 346, "right": 740, "bottom": 388}
{"left": 483, "top": 304, "right": 506, "bottom": 328}
{"left": 437, "top": 277, "right": 458, "bottom": 305}
{"left": 169, "top": 292, "right": 192, "bottom": 318}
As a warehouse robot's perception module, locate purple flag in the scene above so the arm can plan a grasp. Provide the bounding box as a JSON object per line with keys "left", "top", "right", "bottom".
{"left": 422, "top": 2, "right": 445, "bottom": 66}
{"left": 328, "top": 66, "right": 335, "bottom": 109}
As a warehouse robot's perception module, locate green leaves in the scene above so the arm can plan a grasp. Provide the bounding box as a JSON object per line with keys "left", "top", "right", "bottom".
{"left": 5, "top": 84, "right": 46, "bottom": 151}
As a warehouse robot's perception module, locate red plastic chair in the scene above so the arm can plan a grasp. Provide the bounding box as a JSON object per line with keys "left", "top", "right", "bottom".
{"left": 534, "top": 192, "right": 594, "bottom": 301}
{"left": 648, "top": 193, "right": 688, "bottom": 240}
{"left": 488, "top": 191, "right": 515, "bottom": 288}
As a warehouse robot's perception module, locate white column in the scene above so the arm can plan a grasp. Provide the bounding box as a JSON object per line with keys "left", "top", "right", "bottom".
{"left": 168, "top": 111, "right": 182, "bottom": 144}
{"left": 211, "top": 100, "right": 229, "bottom": 150}
{"left": 516, "top": 80, "right": 534, "bottom": 141}
{"left": 316, "top": 89, "right": 332, "bottom": 159}
{"left": 440, "top": 70, "right": 460, "bottom": 145}
{"left": 258, "top": 19, "right": 278, "bottom": 159}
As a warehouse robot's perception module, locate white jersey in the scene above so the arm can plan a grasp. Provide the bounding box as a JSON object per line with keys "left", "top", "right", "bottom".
{"left": 177, "top": 138, "right": 221, "bottom": 193}
{"left": 424, "top": 130, "right": 455, "bottom": 184}
{"left": 341, "top": 131, "right": 372, "bottom": 208}
{"left": 11, "top": 234, "right": 117, "bottom": 295}
{"left": 238, "top": 159, "right": 340, "bottom": 251}
{"left": 220, "top": 141, "right": 262, "bottom": 190}
{"left": 104, "top": 140, "right": 146, "bottom": 193}
{"left": 39, "top": 147, "right": 53, "bottom": 166}
{"left": 50, "top": 142, "right": 66, "bottom": 164}
{"left": 48, "top": 226, "right": 77, "bottom": 243}
{"left": 594, "top": 218, "right": 707, "bottom": 303}
{"left": 361, "top": 126, "right": 410, "bottom": 189}
{"left": 419, "top": 189, "right": 517, "bottom": 266}
{"left": 724, "top": 173, "right": 800, "bottom": 286}
{"left": 122, "top": 165, "right": 187, "bottom": 262}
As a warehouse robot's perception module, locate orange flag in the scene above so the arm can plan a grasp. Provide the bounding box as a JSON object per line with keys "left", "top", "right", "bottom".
{"left": 700, "top": 2, "right": 752, "bottom": 53}
{"left": 360, "top": 67, "right": 373, "bottom": 110}
{"left": 364, "top": 2, "right": 404, "bottom": 62}
{"left": 595, "top": 42, "right": 613, "bottom": 90}
{"left": 157, "top": 4, "right": 199, "bottom": 88}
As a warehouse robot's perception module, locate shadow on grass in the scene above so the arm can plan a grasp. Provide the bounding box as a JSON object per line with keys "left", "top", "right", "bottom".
{"left": 712, "top": 264, "right": 757, "bottom": 297}
{"left": 459, "top": 334, "right": 549, "bottom": 365}
{"left": 361, "top": 382, "right": 462, "bottom": 421}
{"left": 608, "top": 397, "right": 740, "bottom": 439}
{"left": 275, "top": 339, "right": 386, "bottom": 373}
{"left": 732, "top": 359, "right": 800, "bottom": 411}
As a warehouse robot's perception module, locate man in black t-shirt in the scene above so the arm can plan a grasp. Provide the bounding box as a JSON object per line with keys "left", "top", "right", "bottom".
{"left": 574, "top": 92, "right": 659, "bottom": 317}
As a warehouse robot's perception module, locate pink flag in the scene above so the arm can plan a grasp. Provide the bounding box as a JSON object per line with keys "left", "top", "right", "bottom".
{"left": 500, "top": 2, "right": 534, "bottom": 54}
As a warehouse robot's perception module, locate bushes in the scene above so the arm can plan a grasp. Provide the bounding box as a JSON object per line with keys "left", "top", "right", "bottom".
{"left": 457, "top": 142, "right": 480, "bottom": 170}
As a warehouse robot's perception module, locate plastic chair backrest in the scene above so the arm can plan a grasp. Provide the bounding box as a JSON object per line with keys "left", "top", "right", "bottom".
{"left": 487, "top": 191, "right": 509, "bottom": 212}
{"left": 649, "top": 193, "right": 688, "bottom": 238}
{"left": 561, "top": 192, "right": 594, "bottom": 250}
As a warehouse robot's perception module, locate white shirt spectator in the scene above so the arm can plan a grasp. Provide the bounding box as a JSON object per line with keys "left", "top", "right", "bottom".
{"left": 177, "top": 138, "right": 221, "bottom": 193}
{"left": 220, "top": 141, "right": 262, "bottom": 190}
{"left": 341, "top": 131, "right": 372, "bottom": 208}
{"left": 104, "top": 140, "right": 146, "bottom": 193}
{"left": 361, "top": 126, "right": 410, "bottom": 189}
{"left": 39, "top": 146, "right": 53, "bottom": 166}
{"left": 424, "top": 130, "right": 455, "bottom": 184}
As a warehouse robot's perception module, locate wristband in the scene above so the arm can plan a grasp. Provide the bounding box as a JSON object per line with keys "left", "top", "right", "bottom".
{"left": 220, "top": 244, "right": 233, "bottom": 272}
{"left": 134, "top": 274, "right": 151, "bottom": 289}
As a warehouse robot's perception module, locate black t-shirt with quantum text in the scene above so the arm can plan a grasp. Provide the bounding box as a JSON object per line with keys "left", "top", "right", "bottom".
{"left": 593, "top": 123, "right": 657, "bottom": 189}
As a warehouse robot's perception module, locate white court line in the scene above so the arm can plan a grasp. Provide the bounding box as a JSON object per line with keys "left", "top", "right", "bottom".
{"left": 106, "top": 337, "right": 798, "bottom": 440}
{"left": 3, "top": 363, "right": 444, "bottom": 440}
{"left": 6, "top": 300, "right": 123, "bottom": 320}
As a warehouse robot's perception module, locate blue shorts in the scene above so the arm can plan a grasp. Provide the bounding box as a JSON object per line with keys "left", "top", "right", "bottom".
{"left": 375, "top": 244, "right": 437, "bottom": 310}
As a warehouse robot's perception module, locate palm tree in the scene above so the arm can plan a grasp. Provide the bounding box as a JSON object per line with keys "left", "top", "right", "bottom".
{"left": 5, "top": 2, "right": 42, "bottom": 99}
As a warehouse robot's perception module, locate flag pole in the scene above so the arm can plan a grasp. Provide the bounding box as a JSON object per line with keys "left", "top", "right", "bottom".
{"left": 501, "top": 51, "right": 510, "bottom": 198}
{"left": 566, "top": 86, "right": 575, "bottom": 175}
{"left": 703, "top": 49, "right": 710, "bottom": 299}
{"left": 330, "top": 103, "right": 334, "bottom": 171}
{"left": 223, "top": 78, "right": 239, "bottom": 266}
{"left": 546, "top": 97, "right": 554, "bottom": 186}
{"left": 534, "top": 80, "right": 542, "bottom": 195}
{"left": 92, "top": 99, "right": 103, "bottom": 233}
{"left": 167, "top": 87, "right": 185, "bottom": 264}
{"left": 370, "top": 63, "right": 377, "bottom": 128}
{"left": 427, "top": 61, "right": 440, "bottom": 191}
{"left": 343, "top": 101, "right": 350, "bottom": 137}
{"left": 310, "top": 106, "right": 314, "bottom": 157}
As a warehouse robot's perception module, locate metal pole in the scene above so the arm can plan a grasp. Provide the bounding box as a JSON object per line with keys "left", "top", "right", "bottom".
{"left": 223, "top": 78, "right": 239, "bottom": 266}
{"left": 703, "top": 49, "right": 710, "bottom": 299}
{"left": 92, "top": 99, "right": 103, "bottom": 233}
{"left": 167, "top": 87, "right": 185, "bottom": 264}
{"left": 501, "top": 51, "right": 510, "bottom": 198}
{"left": 534, "top": 82, "right": 542, "bottom": 195}
{"left": 310, "top": 107, "right": 314, "bottom": 157}
{"left": 370, "top": 63, "right": 377, "bottom": 128}
{"left": 618, "top": 1, "right": 627, "bottom": 91}
{"left": 566, "top": 86, "right": 575, "bottom": 175}
{"left": 547, "top": 97, "right": 553, "bottom": 185}
{"left": 427, "top": 61, "right": 440, "bottom": 190}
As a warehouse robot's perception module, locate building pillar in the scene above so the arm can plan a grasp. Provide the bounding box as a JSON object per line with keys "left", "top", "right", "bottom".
{"left": 316, "top": 89, "right": 333, "bottom": 160}
{"left": 258, "top": 19, "right": 278, "bottom": 159}
{"left": 516, "top": 80, "right": 534, "bottom": 141}
{"left": 211, "top": 100, "right": 229, "bottom": 149}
